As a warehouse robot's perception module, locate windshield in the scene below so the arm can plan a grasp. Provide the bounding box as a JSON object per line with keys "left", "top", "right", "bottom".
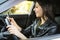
{"left": 0, "top": 0, "right": 34, "bottom": 16}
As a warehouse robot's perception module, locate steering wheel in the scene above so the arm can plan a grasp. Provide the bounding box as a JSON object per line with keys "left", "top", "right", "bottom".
{"left": 0, "top": 17, "right": 19, "bottom": 40}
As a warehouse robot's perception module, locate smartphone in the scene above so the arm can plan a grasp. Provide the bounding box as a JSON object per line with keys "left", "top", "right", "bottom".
{"left": 5, "top": 18, "right": 11, "bottom": 26}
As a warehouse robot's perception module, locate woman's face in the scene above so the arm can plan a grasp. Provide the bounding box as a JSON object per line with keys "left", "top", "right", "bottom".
{"left": 33, "top": 2, "right": 43, "bottom": 18}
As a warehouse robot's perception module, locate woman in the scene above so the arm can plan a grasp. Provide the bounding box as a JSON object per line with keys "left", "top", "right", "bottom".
{"left": 6, "top": 0, "right": 57, "bottom": 39}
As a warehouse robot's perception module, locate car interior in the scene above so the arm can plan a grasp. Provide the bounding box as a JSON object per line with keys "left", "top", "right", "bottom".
{"left": 0, "top": 0, "right": 60, "bottom": 40}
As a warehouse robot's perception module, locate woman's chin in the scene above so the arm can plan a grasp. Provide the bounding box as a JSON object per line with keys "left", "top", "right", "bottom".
{"left": 36, "top": 15, "right": 41, "bottom": 18}
{"left": 36, "top": 16, "right": 41, "bottom": 18}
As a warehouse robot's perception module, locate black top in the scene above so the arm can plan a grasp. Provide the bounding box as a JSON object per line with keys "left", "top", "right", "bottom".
{"left": 21, "top": 19, "right": 57, "bottom": 38}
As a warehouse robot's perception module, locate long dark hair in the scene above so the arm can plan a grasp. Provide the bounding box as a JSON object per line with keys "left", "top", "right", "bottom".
{"left": 34, "top": 0, "right": 56, "bottom": 23}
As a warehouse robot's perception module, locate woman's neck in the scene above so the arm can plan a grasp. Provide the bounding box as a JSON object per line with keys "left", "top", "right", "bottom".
{"left": 40, "top": 16, "right": 48, "bottom": 25}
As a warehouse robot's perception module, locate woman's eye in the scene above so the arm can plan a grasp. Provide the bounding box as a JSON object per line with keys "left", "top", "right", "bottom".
{"left": 35, "top": 6, "right": 38, "bottom": 8}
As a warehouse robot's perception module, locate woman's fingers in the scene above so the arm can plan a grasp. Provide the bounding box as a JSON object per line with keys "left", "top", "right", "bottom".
{"left": 6, "top": 25, "right": 19, "bottom": 34}
{"left": 6, "top": 17, "right": 14, "bottom": 23}
{"left": 8, "top": 18, "right": 17, "bottom": 25}
{"left": 9, "top": 18, "right": 14, "bottom": 22}
{"left": 6, "top": 25, "right": 11, "bottom": 28}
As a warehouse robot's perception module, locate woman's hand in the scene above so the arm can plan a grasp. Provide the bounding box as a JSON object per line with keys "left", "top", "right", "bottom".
{"left": 7, "top": 17, "right": 22, "bottom": 31}
{"left": 6, "top": 25, "right": 27, "bottom": 39}
{"left": 6, "top": 25, "right": 20, "bottom": 36}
